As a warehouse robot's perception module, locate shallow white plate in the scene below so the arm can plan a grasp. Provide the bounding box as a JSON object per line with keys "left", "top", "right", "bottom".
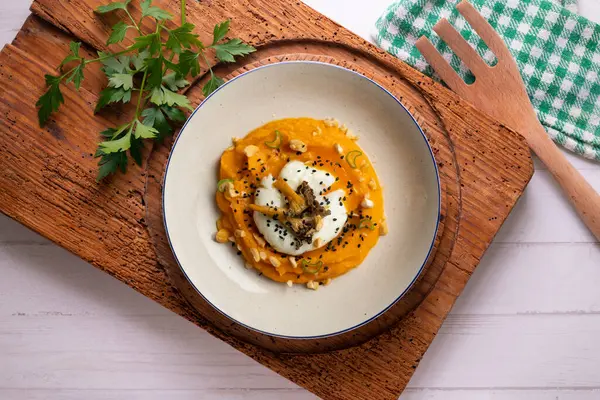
{"left": 163, "top": 62, "right": 440, "bottom": 339}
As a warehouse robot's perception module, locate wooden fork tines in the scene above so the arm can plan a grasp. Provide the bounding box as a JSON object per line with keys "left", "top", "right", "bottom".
{"left": 416, "top": 0, "right": 600, "bottom": 240}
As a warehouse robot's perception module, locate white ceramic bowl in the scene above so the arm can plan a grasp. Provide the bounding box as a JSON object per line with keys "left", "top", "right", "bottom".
{"left": 163, "top": 62, "right": 440, "bottom": 339}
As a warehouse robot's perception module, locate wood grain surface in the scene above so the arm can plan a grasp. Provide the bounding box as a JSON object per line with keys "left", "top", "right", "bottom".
{"left": 0, "top": 0, "right": 540, "bottom": 398}
{"left": 1, "top": 3, "right": 600, "bottom": 400}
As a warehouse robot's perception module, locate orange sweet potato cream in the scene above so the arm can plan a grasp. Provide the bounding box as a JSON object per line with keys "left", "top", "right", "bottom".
{"left": 215, "top": 117, "right": 386, "bottom": 288}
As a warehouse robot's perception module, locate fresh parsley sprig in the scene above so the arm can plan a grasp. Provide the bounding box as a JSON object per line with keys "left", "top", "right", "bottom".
{"left": 36, "top": 0, "right": 255, "bottom": 181}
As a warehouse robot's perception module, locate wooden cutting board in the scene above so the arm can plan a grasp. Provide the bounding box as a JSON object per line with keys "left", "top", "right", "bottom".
{"left": 0, "top": 0, "right": 533, "bottom": 398}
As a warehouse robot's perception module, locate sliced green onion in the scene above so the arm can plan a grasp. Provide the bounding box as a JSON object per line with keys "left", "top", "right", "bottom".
{"left": 265, "top": 130, "right": 283, "bottom": 149}
{"left": 217, "top": 178, "right": 234, "bottom": 192}
{"left": 358, "top": 218, "right": 375, "bottom": 230}
{"left": 301, "top": 259, "right": 323, "bottom": 274}
{"left": 346, "top": 150, "right": 363, "bottom": 168}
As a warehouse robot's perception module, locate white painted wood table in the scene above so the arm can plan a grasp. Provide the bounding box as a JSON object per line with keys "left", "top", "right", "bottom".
{"left": 1, "top": 1, "right": 600, "bottom": 399}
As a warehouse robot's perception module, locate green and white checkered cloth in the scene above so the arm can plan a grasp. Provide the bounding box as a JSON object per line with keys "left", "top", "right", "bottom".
{"left": 374, "top": 0, "right": 600, "bottom": 161}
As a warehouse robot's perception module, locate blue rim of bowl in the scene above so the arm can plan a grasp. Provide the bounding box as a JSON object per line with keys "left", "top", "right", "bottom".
{"left": 162, "top": 61, "right": 441, "bottom": 340}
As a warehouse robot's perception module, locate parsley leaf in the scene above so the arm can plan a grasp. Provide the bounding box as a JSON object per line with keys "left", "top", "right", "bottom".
{"left": 97, "top": 152, "right": 126, "bottom": 180}
{"left": 99, "top": 128, "right": 132, "bottom": 153}
{"left": 134, "top": 119, "right": 158, "bottom": 139}
{"left": 160, "top": 105, "right": 186, "bottom": 122}
{"left": 163, "top": 58, "right": 181, "bottom": 75}
{"left": 177, "top": 50, "right": 200, "bottom": 77}
{"left": 129, "top": 136, "right": 144, "bottom": 166}
{"left": 202, "top": 75, "right": 224, "bottom": 96}
{"left": 130, "top": 33, "right": 162, "bottom": 54}
{"left": 100, "top": 127, "right": 117, "bottom": 138}
{"left": 141, "top": 0, "right": 172, "bottom": 21}
{"left": 96, "top": 151, "right": 128, "bottom": 181}
{"left": 166, "top": 23, "right": 202, "bottom": 53}
{"left": 130, "top": 50, "right": 149, "bottom": 71}
{"left": 99, "top": 53, "right": 131, "bottom": 74}
{"left": 141, "top": 107, "right": 172, "bottom": 138}
{"left": 145, "top": 56, "right": 164, "bottom": 89}
{"left": 69, "top": 41, "right": 81, "bottom": 56}
{"left": 95, "top": 0, "right": 132, "bottom": 13}
{"left": 36, "top": 7, "right": 254, "bottom": 181}
{"left": 36, "top": 75, "right": 64, "bottom": 126}
{"left": 59, "top": 41, "right": 83, "bottom": 69}
{"left": 150, "top": 86, "right": 193, "bottom": 109}
{"left": 59, "top": 54, "right": 82, "bottom": 69}
{"left": 107, "top": 21, "right": 131, "bottom": 45}
{"left": 162, "top": 88, "right": 193, "bottom": 109}
{"left": 95, "top": 86, "right": 132, "bottom": 112}
{"left": 162, "top": 72, "right": 189, "bottom": 91}
{"left": 108, "top": 73, "right": 134, "bottom": 90}
{"left": 213, "top": 38, "right": 255, "bottom": 63}
{"left": 65, "top": 63, "right": 85, "bottom": 90}
{"left": 212, "top": 20, "right": 229, "bottom": 45}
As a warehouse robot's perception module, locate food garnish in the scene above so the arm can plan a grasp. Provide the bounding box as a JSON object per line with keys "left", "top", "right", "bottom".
{"left": 289, "top": 139, "right": 307, "bottom": 153}
{"left": 217, "top": 178, "right": 234, "bottom": 192}
{"left": 345, "top": 150, "right": 363, "bottom": 168}
{"left": 250, "top": 247, "right": 261, "bottom": 262}
{"left": 301, "top": 259, "right": 324, "bottom": 274}
{"left": 36, "top": 0, "right": 255, "bottom": 180}
{"left": 379, "top": 219, "right": 389, "bottom": 236}
{"left": 361, "top": 194, "right": 375, "bottom": 209}
{"left": 265, "top": 130, "right": 283, "bottom": 149}
{"left": 289, "top": 256, "right": 298, "bottom": 268}
{"left": 269, "top": 256, "right": 281, "bottom": 267}
{"left": 215, "top": 118, "right": 385, "bottom": 288}
{"left": 243, "top": 145, "right": 260, "bottom": 157}
{"left": 273, "top": 178, "right": 307, "bottom": 216}
{"left": 358, "top": 218, "right": 376, "bottom": 230}
{"left": 215, "top": 229, "right": 230, "bottom": 243}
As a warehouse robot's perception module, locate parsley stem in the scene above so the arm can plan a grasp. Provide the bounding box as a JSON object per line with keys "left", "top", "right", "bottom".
{"left": 84, "top": 47, "right": 136, "bottom": 65}
{"left": 135, "top": 69, "right": 149, "bottom": 120}
{"left": 198, "top": 50, "right": 214, "bottom": 77}
{"left": 181, "top": 0, "right": 186, "bottom": 25}
{"left": 124, "top": 9, "right": 142, "bottom": 34}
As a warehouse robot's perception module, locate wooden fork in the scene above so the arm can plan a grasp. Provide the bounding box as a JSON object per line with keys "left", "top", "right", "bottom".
{"left": 416, "top": 0, "right": 600, "bottom": 241}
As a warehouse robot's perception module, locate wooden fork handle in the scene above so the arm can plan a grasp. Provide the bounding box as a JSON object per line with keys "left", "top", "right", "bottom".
{"left": 528, "top": 122, "right": 600, "bottom": 240}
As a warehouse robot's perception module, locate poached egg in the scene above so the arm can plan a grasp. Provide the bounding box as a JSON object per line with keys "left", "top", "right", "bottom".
{"left": 253, "top": 161, "right": 347, "bottom": 256}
